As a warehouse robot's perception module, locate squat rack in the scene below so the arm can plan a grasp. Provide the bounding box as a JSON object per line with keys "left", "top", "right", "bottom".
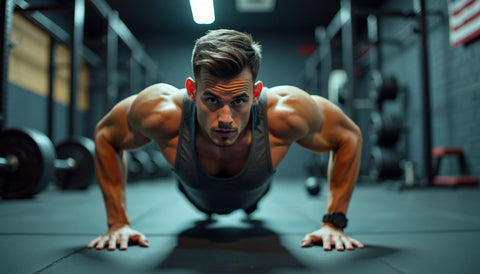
{"left": 0, "top": 0, "right": 158, "bottom": 137}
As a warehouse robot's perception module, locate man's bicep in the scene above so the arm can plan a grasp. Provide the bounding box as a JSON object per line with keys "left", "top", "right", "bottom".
{"left": 123, "top": 106, "right": 152, "bottom": 149}
{"left": 95, "top": 96, "right": 150, "bottom": 151}
{"left": 297, "top": 96, "right": 356, "bottom": 152}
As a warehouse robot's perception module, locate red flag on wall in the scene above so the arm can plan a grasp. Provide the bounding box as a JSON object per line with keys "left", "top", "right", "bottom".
{"left": 448, "top": 0, "right": 480, "bottom": 46}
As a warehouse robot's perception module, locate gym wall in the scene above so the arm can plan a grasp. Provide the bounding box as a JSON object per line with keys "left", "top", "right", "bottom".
{"left": 379, "top": 0, "right": 480, "bottom": 180}
{"left": 6, "top": 13, "right": 91, "bottom": 143}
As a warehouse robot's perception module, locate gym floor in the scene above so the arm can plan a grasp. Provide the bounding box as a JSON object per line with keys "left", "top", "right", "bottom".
{"left": 1, "top": 178, "right": 479, "bottom": 274}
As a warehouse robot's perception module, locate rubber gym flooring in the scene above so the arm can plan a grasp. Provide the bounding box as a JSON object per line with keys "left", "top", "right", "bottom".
{"left": 1, "top": 177, "right": 479, "bottom": 274}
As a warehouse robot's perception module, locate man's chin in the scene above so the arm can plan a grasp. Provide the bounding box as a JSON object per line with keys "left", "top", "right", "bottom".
{"left": 211, "top": 137, "right": 236, "bottom": 147}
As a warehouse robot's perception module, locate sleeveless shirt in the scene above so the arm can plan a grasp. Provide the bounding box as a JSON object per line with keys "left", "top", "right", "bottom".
{"left": 173, "top": 90, "right": 276, "bottom": 214}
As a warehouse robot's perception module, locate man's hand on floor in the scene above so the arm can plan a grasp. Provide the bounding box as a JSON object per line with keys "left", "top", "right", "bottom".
{"left": 301, "top": 223, "right": 364, "bottom": 251}
{"left": 88, "top": 224, "right": 149, "bottom": 251}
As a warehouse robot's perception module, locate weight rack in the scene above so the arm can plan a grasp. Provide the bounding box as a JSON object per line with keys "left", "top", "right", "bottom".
{"left": 305, "top": 0, "right": 434, "bottom": 186}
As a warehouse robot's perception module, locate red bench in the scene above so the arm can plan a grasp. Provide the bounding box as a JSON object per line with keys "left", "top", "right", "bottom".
{"left": 432, "top": 147, "right": 477, "bottom": 186}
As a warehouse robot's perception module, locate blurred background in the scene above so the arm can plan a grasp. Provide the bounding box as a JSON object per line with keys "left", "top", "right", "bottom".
{"left": 2, "top": 0, "right": 479, "bottom": 186}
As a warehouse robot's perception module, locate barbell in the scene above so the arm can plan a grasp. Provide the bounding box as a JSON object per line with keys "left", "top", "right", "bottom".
{"left": 55, "top": 136, "right": 96, "bottom": 190}
{"left": 0, "top": 128, "right": 95, "bottom": 198}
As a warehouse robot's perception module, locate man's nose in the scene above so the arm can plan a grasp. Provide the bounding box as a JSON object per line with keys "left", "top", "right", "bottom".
{"left": 218, "top": 105, "right": 233, "bottom": 127}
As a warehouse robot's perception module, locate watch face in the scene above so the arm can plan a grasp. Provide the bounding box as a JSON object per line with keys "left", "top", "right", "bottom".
{"left": 333, "top": 213, "right": 347, "bottom": 227}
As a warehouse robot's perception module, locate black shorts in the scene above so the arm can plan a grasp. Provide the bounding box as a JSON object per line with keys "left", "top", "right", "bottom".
{"left": 177, "top": 181, "right": 271, "bottom": 215}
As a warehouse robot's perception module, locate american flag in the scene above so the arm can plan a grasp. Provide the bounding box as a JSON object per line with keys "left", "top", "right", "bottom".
{"left": 448, "top": 0, "right": 480, "bottom": 46}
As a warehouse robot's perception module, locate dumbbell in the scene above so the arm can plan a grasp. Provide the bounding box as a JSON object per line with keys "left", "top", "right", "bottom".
{"left": 305, "top": 176, "right": 321, "bottom": 196}
{"left": 369, "top": 146, "right": 403, "bottom": 181}
{"left": 303, "top": 153, "right": 328, "bottom": 196}
{"left": 0, "top": 128, "right": 95, "bottom": 198}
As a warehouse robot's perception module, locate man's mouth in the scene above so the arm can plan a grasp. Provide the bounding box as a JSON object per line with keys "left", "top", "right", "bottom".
{"left": 214, "top": 129, "right": 235, "bottom": 138}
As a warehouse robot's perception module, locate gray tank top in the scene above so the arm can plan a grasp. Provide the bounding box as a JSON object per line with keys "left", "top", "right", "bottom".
{"left": 173, "top": 90, "right": 275, "bottom": 214}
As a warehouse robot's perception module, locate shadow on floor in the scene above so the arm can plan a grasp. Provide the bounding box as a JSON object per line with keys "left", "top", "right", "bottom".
{"left": 156, "top": 218, "right": 307, "bottom": 273}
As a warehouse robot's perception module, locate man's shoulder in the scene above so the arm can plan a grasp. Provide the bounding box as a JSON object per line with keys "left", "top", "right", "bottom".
{"left": 265, "top": 86, "right": 321, "bottom": 142}
{"left": 133, "top": 83, "right": 185, "bottom": 111}
{"left": 138, "top": 83, "right": 185, "bottom": 101}
{"left": 265, "top": 85, "right": 315, "bottom": 112}
{"left": 128, "top": 83, "right": 185, "bottom": 138}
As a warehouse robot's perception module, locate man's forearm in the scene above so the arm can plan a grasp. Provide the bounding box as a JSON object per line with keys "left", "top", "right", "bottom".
{"left": 325, "top": 132, "right": 362, "bottom": 215}
{"left": 94, "top": 134, "right": 130, "bottom": 228}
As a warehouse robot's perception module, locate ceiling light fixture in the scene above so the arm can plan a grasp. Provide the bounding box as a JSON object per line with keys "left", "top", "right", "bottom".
{"left": 189, "top": 0, "right": 215, "bottom": 24}
{"left": 236, "top": 0, "right": 276, "bottom": 13}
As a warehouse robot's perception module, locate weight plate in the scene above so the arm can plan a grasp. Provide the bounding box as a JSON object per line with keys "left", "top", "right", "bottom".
{"left": 369, "top": 112, "right": 402, "bottom": 146}
{"left": 0, "top": 128, "right": 55, "bottom": 198}
{"left": 368, "top": 69, "right": 383, "bottom": 103}
{"left": 368, "top": 70, "right": 399, "bottom": 104}
{"left": 55, "top": 136, "right": 95, "bottom": 190}
{"left": 369, "top": 146, "right": 402, "bottom": 181}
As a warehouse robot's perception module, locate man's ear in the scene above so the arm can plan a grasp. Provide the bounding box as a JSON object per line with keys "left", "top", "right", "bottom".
{"left": 185, "top": 77, "right": 196, "bottom": 102}
{"left": 253, "top": 81, "right": 263, "bottom": 105}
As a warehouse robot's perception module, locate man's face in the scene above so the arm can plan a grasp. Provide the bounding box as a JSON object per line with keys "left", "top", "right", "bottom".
{"left": 187, "top": 67, "right": 262, "bottom": 147}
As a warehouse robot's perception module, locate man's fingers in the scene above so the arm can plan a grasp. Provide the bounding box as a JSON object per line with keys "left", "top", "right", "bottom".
{"left": 138, "top": 234, "right": 149, "bottom": 247}
{"left": 349, "top": 237, "right": 365, "bottom": 249}
{"left": 127, "top": 233, "right": 149, "bottom": 247}
{"left": 322, "top": 235, "right": 332, "bottom": 251}
{"left": 343, "top": 237, "right": 354, "bottom": 250}
{"left": 301, "top": 233, "right": 320, "bottom": 247}
{"left": 301, "top": 236, "right": 312, "bottom": 247}
{"left": 87, "top": 236, "right": 101, "bottom": 249}
{"left": 107, "top": 236, "right": 117, "bottom": 251}
{"left": 95, "top": 237, "right": 107, "bottom": 250}
{"left": 301, "top": 228, "right": 364, "bottom": 251}
{"left": 334, "top": 235, "right": 344, "bottom": 251}
{"left": 119, "top": 233, "right": 129, "bottom": 250}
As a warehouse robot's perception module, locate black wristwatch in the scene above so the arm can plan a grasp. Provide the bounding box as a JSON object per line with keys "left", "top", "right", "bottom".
{"left": 322, "top": 212, "right": 348, "bottom": 229}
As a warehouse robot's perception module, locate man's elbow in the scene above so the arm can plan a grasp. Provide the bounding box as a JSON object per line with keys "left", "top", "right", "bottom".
{"left": 339, "top": 124, "right": 362, "bottom": 153}
{"left": 94, "top": 120, "right": 109, "bottom": 143}
{"left": 352, "top": 124, "right": 363, "bottom": 147}
{"left": 94, "top": 127, "right": 108, "bottom": 152}
{"left": 94, "top": 122, "right": 117, "bottom": 153}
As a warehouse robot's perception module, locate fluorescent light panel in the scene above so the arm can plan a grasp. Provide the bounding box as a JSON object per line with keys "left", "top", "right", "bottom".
{"left": 236, "top": 0, "right": 276, "bottom": 13}
{"left": 189, "top": 0, "right": 215, "bottom": 24}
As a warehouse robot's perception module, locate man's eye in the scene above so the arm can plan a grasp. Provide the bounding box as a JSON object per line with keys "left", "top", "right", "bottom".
{"left": 232, "top": 99, "right": 246, "bottom": 105}
{"left": 206, "top": 97, "right": 218, "bottom": 104}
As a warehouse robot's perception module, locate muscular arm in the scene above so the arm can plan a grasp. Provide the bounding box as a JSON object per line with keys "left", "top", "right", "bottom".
{"left": 90, "top": 83, "right": 182, "bottom": 250}
{"left": 94, "top": 95, "right": 150, "bottom": 228}
{"left": 270, "top": 87, "right": 362, "bottom": 214}
{"left": 268, "top": 86, "right": 363, "bottom": 250}
{"left": 299, "top": 96, "right": 362, "bottom": 215}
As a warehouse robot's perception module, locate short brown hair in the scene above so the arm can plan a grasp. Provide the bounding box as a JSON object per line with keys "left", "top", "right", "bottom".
{"left": 191, "top": 29, "right": 262, "bottom": 81}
